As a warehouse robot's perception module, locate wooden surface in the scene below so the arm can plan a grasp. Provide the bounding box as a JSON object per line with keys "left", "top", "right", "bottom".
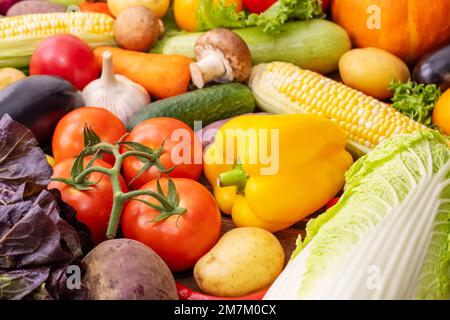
{"left": 175, "top": 214, "right": 318, "bottom": 290}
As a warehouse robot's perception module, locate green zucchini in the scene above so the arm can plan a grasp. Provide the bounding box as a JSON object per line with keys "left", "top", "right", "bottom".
{"left": 152, "top": 20, "right": 351, "bottom": 74}
{"left": 127, "top": 83, "right": 256, "bottom": 130}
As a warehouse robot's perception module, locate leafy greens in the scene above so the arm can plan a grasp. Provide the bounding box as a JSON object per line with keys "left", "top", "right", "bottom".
{"left": 0, "top": 115, "right": 91, "bottom": 300}
{"left": 389, "top": 80, "right": 441, "bottom": 127}
{"left": 196, "top": 0, "right": 324, "bottom": 34}
{"left": 266, "top": 130, "right": 450, "bottom": 299}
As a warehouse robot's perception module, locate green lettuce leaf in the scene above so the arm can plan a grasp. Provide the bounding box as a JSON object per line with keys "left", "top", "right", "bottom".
{"left": 246, "top": 0, "right": 324, "bottom": 34}
{"left": 196, "top": 0, "right": 324, "bottom": 34}
{"left": 267, "top": 130, "right": 450, "bottom": 300}
{"left": 196, "top": 0, "right": 247, "bottom": 31}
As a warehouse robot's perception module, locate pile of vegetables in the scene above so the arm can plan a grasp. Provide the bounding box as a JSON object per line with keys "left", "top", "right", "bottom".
{"left": 0, "top": 0, "right": 449, "bottom": 302}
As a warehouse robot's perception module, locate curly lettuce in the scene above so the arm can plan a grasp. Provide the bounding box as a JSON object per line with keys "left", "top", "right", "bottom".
{"left": 196, "top": 0, "right": 324, "bottom": 34}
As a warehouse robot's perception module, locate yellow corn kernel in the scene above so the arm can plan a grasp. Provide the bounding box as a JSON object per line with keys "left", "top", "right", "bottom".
{"left": 249, "top": 62, "right": 427, "bottom": 152}
{"left": 0, "top": 12, "right": 116, "bottom": 69}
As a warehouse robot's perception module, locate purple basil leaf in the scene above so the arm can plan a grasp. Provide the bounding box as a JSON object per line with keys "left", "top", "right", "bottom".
{"left": 0, "top": 115, "right": 92, "bottom": 300}
{"left": 0, "top": 267, "right": 50, "bottom": 300}
{"left": 0, "top": 115, "right": 52, "bottom": 205}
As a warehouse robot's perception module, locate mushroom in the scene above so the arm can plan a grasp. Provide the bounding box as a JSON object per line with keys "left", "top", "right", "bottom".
{"left": 190, "top": 28, "right": 253, "bottom": 89}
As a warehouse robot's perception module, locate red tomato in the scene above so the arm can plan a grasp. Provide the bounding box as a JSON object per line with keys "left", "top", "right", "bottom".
{"left": 30, "top": 35, "right": 100, "bottom": 90}
{"left": 52, "top": 107, "right": 126, "bottom": 164}
{"left": 122, "top": 118, "right": 203, "bottom": 190}
{"left": 122, "top": 178, "right": 222, "bottom": 271}
{"left": 322, "top": 0, "right": 330, "bottom": 11}
{"left": 243, "top": 0, "right": 276, "bottom": 14}
{"left": 48, "top": 157, "right": 128, "bottom": 244}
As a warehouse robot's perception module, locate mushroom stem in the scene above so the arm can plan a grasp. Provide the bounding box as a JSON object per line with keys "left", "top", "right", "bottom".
{"left": 190, "top": 54, "right": 227, "bottom": 89}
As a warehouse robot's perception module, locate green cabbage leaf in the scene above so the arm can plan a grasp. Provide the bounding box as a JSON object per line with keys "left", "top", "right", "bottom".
{"left": 266, "top": 130, "right": 450, "bottom": 300}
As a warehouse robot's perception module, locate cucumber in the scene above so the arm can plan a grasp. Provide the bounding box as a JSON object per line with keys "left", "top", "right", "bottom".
{"left": 152, "top": 20, "right": 351, "bottom": 74}
{"left": 128, "top": 83, "right": 256, "bottom": 130}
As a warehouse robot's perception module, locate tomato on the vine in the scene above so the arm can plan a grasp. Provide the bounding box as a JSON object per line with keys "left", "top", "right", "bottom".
{"left": 122, "top": 178, "right": 222, "bottom": 272}
{"left": 122, "top": 118, "right": 203, "bottom": 190}
{"left": 48, "top": 157, "right": 128, "bottom": 244}
{"left": 52, "top": 107, "right": 126, "bottom": 165}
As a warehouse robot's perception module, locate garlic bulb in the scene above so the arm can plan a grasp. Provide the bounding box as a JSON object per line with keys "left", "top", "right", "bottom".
{"left": 82, "top": 51, "right": 150, "bottom": 126}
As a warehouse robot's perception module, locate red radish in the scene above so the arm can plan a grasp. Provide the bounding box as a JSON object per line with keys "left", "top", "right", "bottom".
{"left": 30, "top": 35, "right": 100, "bottom": 90}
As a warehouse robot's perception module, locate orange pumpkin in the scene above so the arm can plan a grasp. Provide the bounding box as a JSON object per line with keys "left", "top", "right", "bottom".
{"left": 331, "top": 0, "right": 450, "bottom": 63}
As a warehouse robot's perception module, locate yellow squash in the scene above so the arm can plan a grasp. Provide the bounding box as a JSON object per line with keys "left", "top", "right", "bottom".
{"left": 204, "top": 114, "right": 353, "bottom": 232}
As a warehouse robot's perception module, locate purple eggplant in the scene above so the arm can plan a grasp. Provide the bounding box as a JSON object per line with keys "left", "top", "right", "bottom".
{"left": 413, "top": 44, "right": 450, "bottom": 91}
{"left": 0, "top": 75, "right": 84, "bottom": 146}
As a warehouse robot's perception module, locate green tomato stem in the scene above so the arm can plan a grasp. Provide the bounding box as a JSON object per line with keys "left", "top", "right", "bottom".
{"left": 73, "top": 166, "right": 112, "bottom": 185}
{"left": 70, "top": 141, "right": 183, "bottom": 239}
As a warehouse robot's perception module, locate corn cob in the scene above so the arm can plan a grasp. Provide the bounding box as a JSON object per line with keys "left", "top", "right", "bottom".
{"left": 249, "top": 62, "right": 426, "bottom": 156}
{"left": 0, "top": 12, "right": 116, "bottom": 69}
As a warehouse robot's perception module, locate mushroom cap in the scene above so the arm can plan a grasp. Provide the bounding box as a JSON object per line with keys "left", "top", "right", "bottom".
{"left": 194, "top": 28, "right": 252, "bottom": 82}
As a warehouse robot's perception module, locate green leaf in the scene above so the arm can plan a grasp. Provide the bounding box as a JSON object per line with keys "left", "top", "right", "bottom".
{"left": 196, "top": 0, "right": 323, "bottom": 34}
{"left": 127, "top": 160, "right": 152, "bottom": 187}
{"left": 167, "top": 179, "right": 179, "bottom": 206}
{"left": 268, "top": 130, "right": 450, "bottom": 300}
{"left": 156, "top": 179, "right": 165, "bottom": 197}
{"left": 389, "top": 79, "right": 441, "bottom": 127}
{"left": 247, "top": 0, "right": 324, "bottom": 34}
{"left": 132, "top": 198, "right": 165, "bottom": 213}
{"left": 120, "top": 141, "right": 156, "bottom": 155}
{"left": 71, "top": 149, "right": 87, "bottom": 179}
{"left": 154, "top": 158, "right": 176, "bottom": 174}
{"left": 83, "top": 124, "right": 101, "bottom": 147}
{"left": 150, "top": 211, "right": 175, "bottom": 223}
{"left": 85, "top": 148, "right": 102, "bottom": 169}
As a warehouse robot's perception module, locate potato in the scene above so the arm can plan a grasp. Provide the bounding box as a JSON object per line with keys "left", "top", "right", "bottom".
{"left": 114, "top": 6, "right": 162, "bottom": 52}
{"left": 82, "top": 239, "right": 178, "bottom": 300}
{"left": 339, "top": 47, "right": 410, "bottom": 100}
{"left": 194, "top": 227, "right": 285, "bottom": 297}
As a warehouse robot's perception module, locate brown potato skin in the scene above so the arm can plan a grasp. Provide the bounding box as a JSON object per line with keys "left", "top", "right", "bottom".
{"left": 82, "top": 239, "right": 178, "bottom": 300}
{"left": 114, "top": 6, "right": 160, "bottom": 52}
{"left": 339, "top": 47, "right": 410, "bottom": 100}
{"left": 194, "top": 227, "right": 285, "bottom": 297}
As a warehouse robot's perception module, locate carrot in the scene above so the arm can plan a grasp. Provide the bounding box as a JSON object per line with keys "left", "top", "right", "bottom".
{"left": 79, "top": 2, "right": 113, "bottom": 17}
{"left": 94, "top": 47, "right": 193, "bottom": 100}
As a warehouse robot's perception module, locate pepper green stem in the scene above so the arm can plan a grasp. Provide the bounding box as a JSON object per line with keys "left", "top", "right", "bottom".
{"left": 218, "top": 166, "right": 248, "bottom": 191}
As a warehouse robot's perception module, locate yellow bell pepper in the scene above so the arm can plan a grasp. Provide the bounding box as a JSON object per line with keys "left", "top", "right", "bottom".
{"left": 204, "top": 114, "right": 353, "bottom": 232}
